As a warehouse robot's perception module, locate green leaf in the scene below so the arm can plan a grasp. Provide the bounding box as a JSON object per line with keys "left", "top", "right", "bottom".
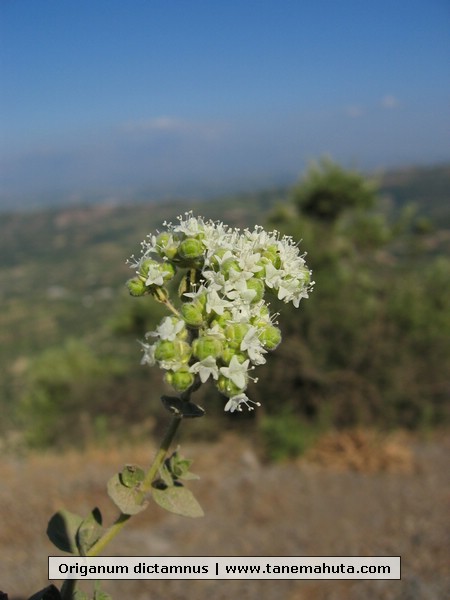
{"left": 119, "top": 464, "right": 145, "bottom": 488}
{"left": 107, "top": 473, "right": 148, "bottom": 515}
{"left": 72, "top": 591, "right": 89, "bottom": 600}
{"left": 27, "top": 585, "right": 62, "bottom": 600}
{"left": 158, "top": 463, "right": 174, "bottom": 487}
{"left": 167, "top": 450, "right": 199, "bottom": 481}
{"left": 93, "top": 581, "right": 113, "bottom": 600}
{"left": 46, "top": 510, "right": 84, "bottom": 554}
{"left": 76, "top": 507, "right": 103, "bottom": 556}
{"left": 151, "top": 482, "right": 204, "bottom": 518}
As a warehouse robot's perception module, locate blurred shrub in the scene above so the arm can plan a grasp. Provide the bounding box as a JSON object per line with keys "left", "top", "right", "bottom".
{"left": 17, "top": 338, "right": 155, "bottom": 448}
{"left": 261, "top": 158, "right": 450, "bottom": 432}
{"left": 260, "top": 410, "right": 323, "bottom": 461}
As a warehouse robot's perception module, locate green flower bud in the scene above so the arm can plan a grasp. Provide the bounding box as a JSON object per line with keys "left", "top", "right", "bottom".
{"left": 262, "top": 247, "right": 282, "bottom": 269}
{"left": 160, "top": 261, "right": 176, "bottom": 283}
{"left": 154, "top": 340, "right": 176, "bottom": 361}
{"left": 210, "top": 310, "right": 232, "bottom": 329}
{"left": 250, "top": 304, "right": 270, "bottom": 327}
{"left": 192, "top": 336, "right": 223, "bottom": 360}
{"left": 208, "top": 248, "right": 228, "bottom": 270}
{"left": 221, "top": 346, "right": 247, "bottom": 365}
{"left": 181, "top": 302, "right": 205, "bottom": 327}
{"left": 165, "top": 368, "right": 194, "bottom": 392}
{"left": 221, "top": 258, "right": 241, "bottom": 277}
{"left": 178, "top": 237, "right": 204, "bottom": 260}
{"left": 156, "top": 232, "right": 179, "bottom": 260}
{"left": 259, "top": 325, "right": 282, "bottom": 350}
{"left": 126, "top": 277, "right": 147, "bottom": 297}
{"left": 173, "top": 340, "right": 192, "bottom": 363}
{"left": 138, "top": 258, "right": 159, "bottom": 280}
{"left": 246, "top": 278, "right": 265, "bottom": 303}
{"left": 225, "top": 323, "right": 250, "bottom": 349}
{"left": 217, "top": 375, "right": 245, "bottom": 398}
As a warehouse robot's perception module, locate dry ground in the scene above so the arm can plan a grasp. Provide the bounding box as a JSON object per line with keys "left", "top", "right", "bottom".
{"left": 0, "top": 429, "right": 449, "bottom": 600}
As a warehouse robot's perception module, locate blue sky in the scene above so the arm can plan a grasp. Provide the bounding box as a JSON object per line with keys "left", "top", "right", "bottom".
{"left": 1, "top": 0, "right": 449, "bottom": 208}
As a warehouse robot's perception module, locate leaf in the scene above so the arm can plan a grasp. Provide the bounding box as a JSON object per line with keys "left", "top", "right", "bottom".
{"left": 73, "top": 592, "right": 89, "bottom": 600}
{"left": 47, "top": 510, "right": 84, "bottom": 554}
{"left": 76, "top": 507, "right": 103, "bottom": 556}
{"left": 27, "top": 586, "right": 62, "bottom": 600}
{"left": 161, "top": 395, "right": 205, "bottom": 418}
{"left": 119, "top": 464, "right": 145, "bottom": 488}
{"left": 158, "top": 464, "right": 174, "bottom": 487}
{"left": 93, "top": 581, "right": 113, "bottom": 600}
{"left": 151, "top": 482, "right": 204, "bottom": 518}
{"left": 93, "top": 592, "right": 112, "bottom": 600}
{"left": 107, "top": 473, "right": 148, "bottom": 515}
{"left": 167, "top": 450, "right": 199, "bottom": 481}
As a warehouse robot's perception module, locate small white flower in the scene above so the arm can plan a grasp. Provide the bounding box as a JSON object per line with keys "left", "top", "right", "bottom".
{"left": 219, "top": 355, "right": 250, "bottom": 389}
{"left": 149, "top": 316, "right": 185, "bottom": 341}
{"left": 206, "top": 289, "right": 231, "bottom": 315}
{"left": 264, "top": 262, "right": 285, "bottom": 289}
{"left": 145, "top": 263, "right": 165, "bottom": 286}
{"left": 224, "top": 393, "right": 261, "bottom": 412}
{"left": 140, "top": 342, "right": 156, "bottom": 366}
{"left": 240, "top": 326, "right": 267, "bottom": 365}
{"left": 189, "top": 356, "right": 219, "bottom": 383}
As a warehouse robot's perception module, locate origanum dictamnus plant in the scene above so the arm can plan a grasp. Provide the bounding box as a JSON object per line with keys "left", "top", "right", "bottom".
{"left": 127, "top": 212, "right": 313, "bottom": 412}
{"left": 41, "top": 213, "right": 312, "bottom": 600}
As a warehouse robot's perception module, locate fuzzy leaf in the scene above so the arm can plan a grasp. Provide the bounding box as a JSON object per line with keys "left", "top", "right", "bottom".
{"left": 158, "top": 464, "right": 174, "bottom": 487}
{"left": 167, "top": 451, "right": 199, "bottom": 481}
{"left": 76, "top": 507, "right": 103, "bottom": 556}
{"left": 151, "top": 482, "right": 204, "bottom": 518}
{"left": 47, "top": 510, "right": 83, "bottom": 554}
{"left": 107, "top": 473, "right": 148, "bottom": 515}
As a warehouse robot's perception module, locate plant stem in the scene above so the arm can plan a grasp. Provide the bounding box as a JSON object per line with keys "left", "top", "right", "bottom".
{"left": 60, "top": 579, "right": 77, "bottom": 600}
{"left": 86, "top": 416, "right": 182, "bottom": 557}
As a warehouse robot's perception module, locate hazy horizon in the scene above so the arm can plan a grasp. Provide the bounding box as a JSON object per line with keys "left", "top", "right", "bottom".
{"left": 1, "top": 0, "right": 449, "bottom": 210}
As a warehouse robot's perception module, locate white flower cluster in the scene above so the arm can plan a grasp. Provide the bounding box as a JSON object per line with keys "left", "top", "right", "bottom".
{"left": 127, "top": 213, "right": 313, "bottom": 412}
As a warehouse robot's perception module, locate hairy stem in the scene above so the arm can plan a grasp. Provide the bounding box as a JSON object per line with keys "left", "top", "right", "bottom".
{"left": 86, "top": 416, "right": 182, "bottom": 558}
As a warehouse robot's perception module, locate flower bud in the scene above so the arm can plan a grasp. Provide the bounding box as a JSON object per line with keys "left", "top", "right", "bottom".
{"left": 156, "top": 232, "right": 179, "bottom": 260}
{"left": 246, "top": 278, "right": 265, "bottom": 303}
{"left": 225, "top": 323, "right": 250, "bottom": 349}
{"left": 165, "top": 368, "right": 194, "bottom": 392}
{"left": 173, "top": 340, "right": 192, "bottom": 363}
{"left": 181, "top": 302, "right": 205, "bottom": 327}
{"left": 262, "top": 247, "right": 282, "bottom": 269}
{"left": 221, "top": 258, "right": 241, "bottom": 277}
{"left": 192, "top": 336, "right": 223, "bottom": 360}
{"left": 210, "top": 310, "right": 232, "bottom": 329}
{"left": 138, "top": 258, "right": 159, "bottom": 281}
{"left": 217, "top": 375, "right": 245, "bottom": 398}
{"left": 160, "top": 262, "right": 176, "bottom": 283}
{"left": 221, "top": 346, "right": 247, "bottom": 365}
{"left": 178, "top": 237, "right": 204, "bottom": 260}
{"left": 126, "top": 277, "right": 147, "bottom": 297}
{"left": 259, "top": 325, "right": 282, "bottom": 350}
{"left": 154, "top": 340, "right": 176, "bottom": 361}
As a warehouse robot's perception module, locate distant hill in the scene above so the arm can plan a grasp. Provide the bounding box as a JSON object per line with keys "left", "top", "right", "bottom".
{"left": 378, "top": 163, "right": 450, "bottom": 226}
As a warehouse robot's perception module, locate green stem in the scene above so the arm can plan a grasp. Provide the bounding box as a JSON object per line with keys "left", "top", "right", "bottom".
{"left": 86, "top": 416, "right": 182, "bottom": 557}
{"left": 60, "top": 579, "right": 77, "bottom": 600}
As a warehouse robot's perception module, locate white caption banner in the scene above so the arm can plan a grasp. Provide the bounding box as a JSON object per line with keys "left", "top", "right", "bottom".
{"left": 49, "top": 555, "right": 401, "bottom": 580}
